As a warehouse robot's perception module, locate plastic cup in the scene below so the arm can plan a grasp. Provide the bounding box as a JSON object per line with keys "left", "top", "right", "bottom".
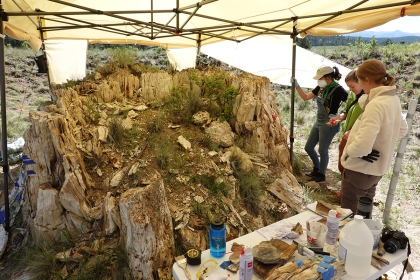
{"left": 306, "top": 222, "right": 328, "bottom": 248}
{"left": 363, "top": 219, "right": 383, "bottom": 249}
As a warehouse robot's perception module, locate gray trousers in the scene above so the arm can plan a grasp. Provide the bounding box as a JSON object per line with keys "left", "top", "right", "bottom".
{"left": 340, "top": 168, "right": 382, "bottom": 214}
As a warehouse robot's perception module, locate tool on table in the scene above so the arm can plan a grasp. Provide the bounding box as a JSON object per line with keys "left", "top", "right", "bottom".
{"left": 175, "top": 255, "right": 192, "bottom": 280}
{"left": 293, "top": 241, "right": 330, "bottom": 259}
{"left": 292, "top": 258, "right": 335, "bottom": 280}
{"left": 317, "top": 261, "right": 335, "bottom": 280}
{"left": 197, "top": 259, "right": 219, "bottom": 280}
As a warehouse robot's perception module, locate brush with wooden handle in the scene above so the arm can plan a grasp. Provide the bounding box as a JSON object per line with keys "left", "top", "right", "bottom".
{"left": 175, "top": 255, "right": 192, "bottom": 280}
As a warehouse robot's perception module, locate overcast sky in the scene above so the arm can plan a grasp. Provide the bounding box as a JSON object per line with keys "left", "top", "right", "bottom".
{"left": 368, "top": 16, "right": 420, "bottom": 33}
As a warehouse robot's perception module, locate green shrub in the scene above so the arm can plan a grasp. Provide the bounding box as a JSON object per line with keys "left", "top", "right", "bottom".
{"left": 146, "top": 109, "right": 165, "bottom": 133}
{"left": 84, "top": 96, "right": 101, "bottom": 125}
{"left": 220, "top": 85, "right": 238, "bottom": 121}
{"left": 191, "top": 174, "right": 229, "bottom": 196}
{"left": 189, "top": 71, "right": 202, "bottom": 85}
{"left": 153, "top": 137, "right": 174, "bottom": 170}
{"left": 292, "top": 153, "right": 306, "bottom": 175}
{"left": 296, "top": 112, "right": 306, "bottom": 125}
{"left": 97, "top": 61, "right": 119, "bottom": 76}
{"left": 110, "top": 46, "right": 138, "bottom": 67}
{"left": 201, "top": 133, "right": 219, "bottom": 151}
{"left": 108, "top": 116, "right": 125, "bottom": 145}
{"left": 18, "top": 243, "right": 58, "bottom": 280}
{"left": 236, "top": 172, "right": 262, "bottom": 214}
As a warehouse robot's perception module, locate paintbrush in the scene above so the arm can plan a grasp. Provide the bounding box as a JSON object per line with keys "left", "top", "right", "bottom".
{"left": 175, "top": 255, "right": 192, "bottom": 280}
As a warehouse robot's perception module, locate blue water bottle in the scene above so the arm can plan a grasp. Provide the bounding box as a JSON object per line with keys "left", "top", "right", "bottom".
{"left": 209, "top": 217, "right": 226, "bottom": 258}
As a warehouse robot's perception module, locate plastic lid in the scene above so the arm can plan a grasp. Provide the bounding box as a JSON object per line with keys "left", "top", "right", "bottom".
{"left": 354, "top": 214, "right": 363, "bottom": 220}
{"left": 211, "top": 217, "right": 225, "bottom": 226}
{"left": 328, "top": 210, "right": 337, "bottom": 218}
{"left": 244, "top": 247, "right": 252, "bottom": 255}
{"left": 358, "top": 197, "right": 373, "bottom": 205}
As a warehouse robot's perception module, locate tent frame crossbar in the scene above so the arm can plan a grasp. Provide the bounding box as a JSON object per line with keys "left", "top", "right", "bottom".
{"left": 47, "top": 0, "right": 175, "bottom": 34}
{"left": 43, "top": 14, "right": 150, "bottom": 37}
{"left": 5, "top": 0, "right": 414, "bottom": 40}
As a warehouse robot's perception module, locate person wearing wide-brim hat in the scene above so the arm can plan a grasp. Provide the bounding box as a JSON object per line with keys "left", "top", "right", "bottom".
{"left": 291, "top": 66, "right": 348, "bottom": 183}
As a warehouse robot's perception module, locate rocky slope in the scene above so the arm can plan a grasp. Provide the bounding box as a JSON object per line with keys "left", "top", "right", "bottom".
{"left": 1, "top": 63, "right": 309, "bottom": 279}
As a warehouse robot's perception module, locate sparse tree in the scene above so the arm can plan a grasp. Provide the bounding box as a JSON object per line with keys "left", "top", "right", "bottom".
{"left": 297, "top": 37, "right": 311, "bottom": 49}
{"left": 384, "top": 38, "right": 393, "bottom": 46}
{"left": 369, "top": 36, "right": 378, "bottom": 55}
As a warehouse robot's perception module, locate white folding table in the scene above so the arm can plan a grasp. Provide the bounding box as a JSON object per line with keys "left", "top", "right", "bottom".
{"left": 172, "top": 211, "right": 407, "bottom": 280}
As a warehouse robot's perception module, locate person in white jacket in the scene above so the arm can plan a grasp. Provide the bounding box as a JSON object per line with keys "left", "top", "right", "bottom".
{"left": 340, "top": 59, "right": 408, "bottom": 214}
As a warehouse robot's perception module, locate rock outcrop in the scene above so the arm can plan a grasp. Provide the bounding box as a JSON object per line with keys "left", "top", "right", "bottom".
{"left": 20, "top": 66, "right": 303, "bottom": 278}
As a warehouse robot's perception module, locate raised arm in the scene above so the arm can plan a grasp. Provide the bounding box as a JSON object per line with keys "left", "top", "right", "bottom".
{"left": 290, "top": 77, "right": 316, "bottom": 101}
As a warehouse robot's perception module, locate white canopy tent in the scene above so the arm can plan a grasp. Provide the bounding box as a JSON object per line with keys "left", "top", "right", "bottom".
{"left": 1, "top": 0, "right": 420, "bottom": 230}
{"left": 4, "top": 0, "right": 420, "bottom": 45}
{"left": 199, "top": 35, "right": 351, "bottom": 89}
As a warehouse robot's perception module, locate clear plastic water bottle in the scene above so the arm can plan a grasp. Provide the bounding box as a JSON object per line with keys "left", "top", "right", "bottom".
{"left": 326, "top": 210, "right": 339, "bottom": 245}
{"left": 209, "top": 218, "right": 226, "bottom": 258}
{"left": 239, "top": 246, "right": 253, "bottom": 280}
{"left": 325, "top": 210, "right": 340, "bottom": 255}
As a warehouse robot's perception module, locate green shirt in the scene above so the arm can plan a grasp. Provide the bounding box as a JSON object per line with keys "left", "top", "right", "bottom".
{"left": 341, "top": 91, "right": 364, "bottom": 132}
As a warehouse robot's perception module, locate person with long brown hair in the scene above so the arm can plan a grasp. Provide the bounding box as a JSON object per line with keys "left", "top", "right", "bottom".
{"left": 340, "top": 59, "right": 408, "bottom": 214}
{"left": 328, "top": 70, "right": 365, "bottom": 174}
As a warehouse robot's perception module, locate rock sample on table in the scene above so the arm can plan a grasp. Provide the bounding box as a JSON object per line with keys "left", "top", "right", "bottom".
{"left": 252, "top": 239, "right": 298, "bottom": 278}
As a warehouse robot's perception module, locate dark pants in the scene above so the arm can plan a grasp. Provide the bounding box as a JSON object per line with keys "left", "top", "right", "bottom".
{"left": 340, "top": 168, "right": 382, "bottom": 214}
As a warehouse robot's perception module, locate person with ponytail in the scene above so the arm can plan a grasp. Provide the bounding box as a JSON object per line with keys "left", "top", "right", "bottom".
{"left": 291, "top": 66, "right": 348, "bottom": 183}
{"left": 329, "top": 69, "right": 365, "bottom": 174}
{"left": 340, "top": 59, "right": 408, "bottom": 214}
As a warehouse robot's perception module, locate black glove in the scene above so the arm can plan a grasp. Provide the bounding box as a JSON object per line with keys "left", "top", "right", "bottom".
{"left": 360, "top": 150, "right": 380, "bottom": 163}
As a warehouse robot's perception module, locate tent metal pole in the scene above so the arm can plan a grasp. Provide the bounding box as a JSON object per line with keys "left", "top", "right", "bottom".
{"left": 176, "top": 0, "right": 179, "bottom": 32}
{"left": 383, "top": 98, "right": 418, "bottom": 224}
{"left": 151, "top": 0, "right": 153, "bottom": 39}
{"left": 196, "top": 33, "right": 202, "bottom": 68}
{"left": 38, "top": 16, "right": 53, "bottom": 94}
{"left": 0, "top": 0, "right": 10, "bottom": 232}
{"left": 289, "top": 19, "right": 298, "bottom": 165}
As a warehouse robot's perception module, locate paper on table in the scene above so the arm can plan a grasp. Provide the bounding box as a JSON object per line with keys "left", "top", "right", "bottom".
{"left": 257, "top": 219, "right": 306, "bottom": 243}
{"left": 306, "top": 201, "right": 352, "bottom": 221}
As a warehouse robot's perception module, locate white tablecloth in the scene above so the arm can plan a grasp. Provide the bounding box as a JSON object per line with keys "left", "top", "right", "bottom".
{"left": 172, "top": 211, "right": 407, "bottom": 280}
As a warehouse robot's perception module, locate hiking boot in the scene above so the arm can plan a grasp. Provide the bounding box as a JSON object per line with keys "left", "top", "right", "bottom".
{"left": 309, "top": 172, "right": 326, "bottom": 183}
{"left": 306, "top": 167, "right": 319, "bottom": 177}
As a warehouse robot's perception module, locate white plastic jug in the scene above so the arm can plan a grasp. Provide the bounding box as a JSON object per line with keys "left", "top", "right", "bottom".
{"left": 340, "top": 215, "right": 374, "bottom": 278}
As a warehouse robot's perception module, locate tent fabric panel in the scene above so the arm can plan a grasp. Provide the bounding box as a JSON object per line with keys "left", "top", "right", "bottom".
{"left": 166, "top": 47, "right": 197, "bottom": 71}
{"left": 44, "top": 39, "right": 88, "bottom": 84}
{"left": 200, "top": 36, "right": 351, "bottom": 89}
{"left": 5, "top": 0, "right": 77, "bottom": 34}
{"left": 3, "top": 23, "right": 42, "bottom": 51}
{"left": 5, "top": 0, "right": 420, "bottom": 48}
{"left": 303, "top": 5, "right": 420, "bottom": 36}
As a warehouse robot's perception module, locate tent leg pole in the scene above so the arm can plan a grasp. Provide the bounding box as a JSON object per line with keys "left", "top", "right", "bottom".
{"left": 383, "top": 98, "right": 418, "bottom": 224}
{"left": 0, "top": 1, "right": 10, "bottom": 232}
{"left": 196, "top": 33, "right": 202, "bottom": 68}
{"left": 289, "top": 19, "right": 298, "bottom": 166}
{"left": 37, "top": 16, "right": 52, "bottom": 97}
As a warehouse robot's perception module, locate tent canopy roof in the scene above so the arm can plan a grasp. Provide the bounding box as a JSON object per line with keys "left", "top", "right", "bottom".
{"left": 5, "top": 0, "right": 420, "bottom": 48}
